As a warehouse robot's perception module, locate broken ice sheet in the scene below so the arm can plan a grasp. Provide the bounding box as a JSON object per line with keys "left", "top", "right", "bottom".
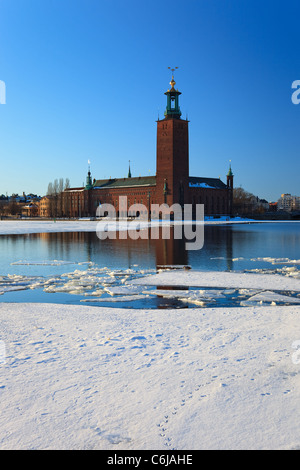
{"left": 252, "top": 257, "right": 300, "bottom": 265}
{"left": 104, "top": 285, "right": 150, "bottom": 296}
{"left": 81, "top": 294, "right": 149, "bottom": 303}
{"left": 0, "top": 285, "right": 29, "bottom": 293}
{"left": 0, "top": 274, "right": 48, "bottom": 293}
{"left": 147, "top": 288, "right": 225, "bottom": 300}
{"left": 11, "top": 260, "right": 77, "bottom": 266}
{"left": 241, "top": 290, "right": 300, "bottom": 306}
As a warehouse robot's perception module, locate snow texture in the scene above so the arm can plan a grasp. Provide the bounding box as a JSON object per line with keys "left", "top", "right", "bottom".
{"left": 1, "top": 302, "right": 300, "bottom": 450}
{"left": 1, "top": 220, "right": 300, "bottom": 449}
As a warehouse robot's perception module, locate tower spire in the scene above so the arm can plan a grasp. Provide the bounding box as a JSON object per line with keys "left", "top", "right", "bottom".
{"left": 227, "top": 160, "right": 233, "bottom": 177}
{"left": 85, "top": 159, "right": 93, "bottom": 189}
{"left": 128, "top": 160, "right": 132, "bottom": 178}
{"left": 164, "top": 67, "right": 181, "bottom": 119}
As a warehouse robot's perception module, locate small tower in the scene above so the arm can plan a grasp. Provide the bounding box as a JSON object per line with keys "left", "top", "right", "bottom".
{"left": 227, "top": 161, "right": 234, "bottom": 216}
{"left": 227, "top": 161, "right": 234, "bottom": 189}
{"left": 164, "top": 73, "right": 182, "bottom": 119}
{"left": 128, "top": 160, "right": 132, "bottom": 178}
{"left": 85, "top": 162, "right": 93, "bottom": 190}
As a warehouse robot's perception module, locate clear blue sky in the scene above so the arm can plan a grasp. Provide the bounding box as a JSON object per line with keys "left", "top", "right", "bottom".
{"left": 1, "top": 0, "right": 300, "bottom": 202}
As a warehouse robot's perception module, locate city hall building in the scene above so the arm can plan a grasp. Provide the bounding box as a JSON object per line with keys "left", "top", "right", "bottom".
{"left": 62, "top": 75, "right": 234, "bottom": 219}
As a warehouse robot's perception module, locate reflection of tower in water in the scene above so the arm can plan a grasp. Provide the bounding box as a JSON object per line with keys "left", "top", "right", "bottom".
{"left": 154, "top": 226, "right": 188, "bottom": 269}
{"left": 225, "top": 226, "right": 233, "bottom": 271}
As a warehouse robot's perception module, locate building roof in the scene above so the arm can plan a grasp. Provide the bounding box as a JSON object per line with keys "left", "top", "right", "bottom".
{"left": 189, "top": 176, "right": 227, "bottom": 189}
{"left": 93, "top": 175, "right": 156, "bottom": 189}
{"left": 64, "top": 175, "right": 228, "bottom": 192}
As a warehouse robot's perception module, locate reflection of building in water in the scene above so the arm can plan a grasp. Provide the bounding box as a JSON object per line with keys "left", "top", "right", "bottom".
{"left": 36, "top": 225, "right": 236, "bottom": 272}
{"left": 225, "top": 226, "right": 233, "bottom": 271}
{"left": 61, "top": 74, "right": 234, "bottom": 219}
{"left": 38, "top": 231, "right": 94, "bottom": 263}
{"left": 37, "top": 229, "right": 189, "bottom": 270}
{"left": 154, "top": 227, "right": 188, "bottom": 268}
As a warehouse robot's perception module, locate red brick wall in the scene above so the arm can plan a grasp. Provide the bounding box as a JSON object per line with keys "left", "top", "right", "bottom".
{"left": 156, "top": 118, "right": 189, "bottom": 205}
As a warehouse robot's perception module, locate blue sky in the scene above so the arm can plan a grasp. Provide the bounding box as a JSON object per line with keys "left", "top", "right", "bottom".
{"left": 0, "top": 0, "right": 300, "bottom": 202}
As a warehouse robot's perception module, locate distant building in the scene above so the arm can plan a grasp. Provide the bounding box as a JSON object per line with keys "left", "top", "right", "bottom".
{"left": 268, "top": 202, "right": 277, "bottom": 212}
{"left": 277, "top": 193, "right": 300, "bottom": 211}
{"left": 39, "top": 196, "right": 52, "bottom": 217}
{"left": 62, "top": 75, "right": 234, "bottom": 219}
{"left": 22, "top": 203, "right": 39, "bottom": 217}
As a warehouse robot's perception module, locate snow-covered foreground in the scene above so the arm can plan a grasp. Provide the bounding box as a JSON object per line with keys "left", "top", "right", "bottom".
{"left": 1, "top": 219, "right": 300, "bottom": 449}
{"left": 1, "top": 299, "right": 300, "bottom": 450}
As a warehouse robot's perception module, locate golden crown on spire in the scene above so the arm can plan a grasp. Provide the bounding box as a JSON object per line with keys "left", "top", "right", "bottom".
{"left": 168, "top": 66, "right": 178, "bottom": 91}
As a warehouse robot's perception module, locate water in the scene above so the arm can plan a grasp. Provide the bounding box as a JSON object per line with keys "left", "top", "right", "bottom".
{"left": 0, "top": 222, "right": 300, "bottom": 308}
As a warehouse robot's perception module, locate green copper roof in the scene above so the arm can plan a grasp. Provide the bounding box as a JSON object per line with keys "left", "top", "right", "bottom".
{"left": 93, "top": 175, "right": 156, "bottom": 189}
{"left": 85, "top": 169, "right": 93, "bottom": 190}
{"left": 164, "top": 75, "right": 182, "bottom": 118}
{"left": 227, "top": 164, "right": 233, "bottom": 177}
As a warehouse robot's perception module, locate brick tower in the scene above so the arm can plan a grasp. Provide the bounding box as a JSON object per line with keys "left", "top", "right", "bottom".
{"left": 156, "top": 73, "right": 189, "bottom": 207}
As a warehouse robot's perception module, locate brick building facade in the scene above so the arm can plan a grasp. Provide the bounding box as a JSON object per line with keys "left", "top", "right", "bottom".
{"left": 62, "top": 75, "right": 233, "bottom": 219}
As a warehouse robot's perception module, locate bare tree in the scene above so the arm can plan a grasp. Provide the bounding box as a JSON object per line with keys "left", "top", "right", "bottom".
{"left": 233, "top": 187, "right": 266, "bottom": 216}
{"left": 47, "top": 182, "right": 53, "bottom": 196}
{"left": 46, "top": 177, "right": 71, "bottom": 217}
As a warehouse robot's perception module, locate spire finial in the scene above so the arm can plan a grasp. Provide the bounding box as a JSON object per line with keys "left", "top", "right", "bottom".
{"left": 227, "top": 159, "right": 233, "bottom": 176}
{"left": 85, "top": 159, "right": 93, "bottom": 189}
{"left": 168, "top": 66, "right": 178, "bottom": 90}
{"left": 128, "top": 160, "right": 132, "bottom": 178}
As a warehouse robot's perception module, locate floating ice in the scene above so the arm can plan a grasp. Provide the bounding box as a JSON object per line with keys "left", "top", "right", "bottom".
{"left": 81, "top": 294, "right": 148, "bottom": 303}
{"left": 11, "top": 260, "right": 77, "bottom": 266}
{"left": 0, "top": 285, "right": 29, "bottom": 293}
{"left": 252, "top": 257, "right": 300, "bottom": 265}
{"left": 131, "top": 270, "right": 300, "bottom": 292}
{"left": 2, "top": 259, "right": 300, "bottom": 310}
{"left": 104, "top": 285, "right": 149, "bottom": 296}
{"left": 147, "top": 288, "right": 225, "bottom": 302}
{"left": 241, "top": 290, "right": 300, "bottom": 306}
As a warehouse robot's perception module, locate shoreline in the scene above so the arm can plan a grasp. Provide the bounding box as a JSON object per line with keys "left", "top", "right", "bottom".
{"left": 0, "top": 218, "right": 299, "bottom": 236}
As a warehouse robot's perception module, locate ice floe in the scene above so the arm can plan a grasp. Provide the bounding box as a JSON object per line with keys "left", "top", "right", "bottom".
{"left": 131, "top": 270, "right": 300, "bottom": 292}
{"left": 1, "top": 257, "right": 300, "bottom": 308}
{"left": 81, "top": 294, "right": 149, "bottom": 303}
{"left": 11, "top": 260, "right": 78, "bottom": 266}
{"left": 240, "top": 290, "right": 300, "bottom": 306}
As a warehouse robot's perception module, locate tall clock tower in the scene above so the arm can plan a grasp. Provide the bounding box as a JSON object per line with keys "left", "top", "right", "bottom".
{"left": 156, "top": 74, "right": 189, "bottom": 206}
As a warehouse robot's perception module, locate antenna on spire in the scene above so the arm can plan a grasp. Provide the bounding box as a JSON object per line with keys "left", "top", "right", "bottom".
{"left": 168, "top": 66, "right": 179, "bottom": 74}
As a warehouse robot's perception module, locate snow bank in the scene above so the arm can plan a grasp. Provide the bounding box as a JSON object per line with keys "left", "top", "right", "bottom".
{"left": 1, "top": 302, "right": 300, "bottom": 450}
{"left": 0, "top": 217, "right": 262, "bottom": 236}
{"left": 131, "top": 269, "right": 300, "bottom": 292}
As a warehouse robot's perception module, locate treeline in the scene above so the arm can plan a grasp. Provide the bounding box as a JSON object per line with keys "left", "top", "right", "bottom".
{"left": 46, "top": 177, "right": 70, "bottom": 217}
{"left": 233, "top": 187, "right": 268, "bottom": 216}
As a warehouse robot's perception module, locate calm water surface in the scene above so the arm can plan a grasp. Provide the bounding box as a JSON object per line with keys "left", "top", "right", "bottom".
{"left": 0, "top": 222, "right": 299, "bottom": 308}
